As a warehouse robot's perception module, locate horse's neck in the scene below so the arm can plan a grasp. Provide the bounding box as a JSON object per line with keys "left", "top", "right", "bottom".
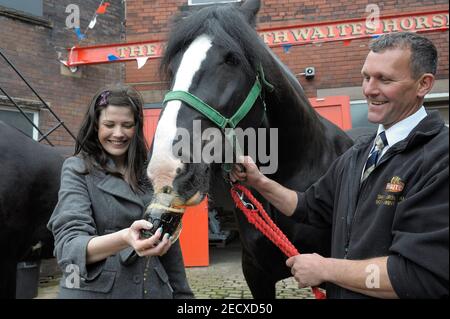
{"left": 264, "top": 55, "right": 328, "bottom": 182}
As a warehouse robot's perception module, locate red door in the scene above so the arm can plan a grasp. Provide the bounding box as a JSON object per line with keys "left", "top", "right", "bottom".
{"left": 309, "top": 96, "right": 352, "bottom": 130}
{"left": 143, "top": 108, "right": 209, "bottom": 267}
{"left": 143, "top": 109, "right": 162, "bottom": 147}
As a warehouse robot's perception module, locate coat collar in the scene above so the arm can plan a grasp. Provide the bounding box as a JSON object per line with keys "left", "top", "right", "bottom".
{"left": 96, "top": 173, "right": 145, "bottom": 208}
{"left": 91, "top": 158, "right": 146, "bottom": 208}
{"left": 351, "top": 111, "right": 445, "bottom": 153}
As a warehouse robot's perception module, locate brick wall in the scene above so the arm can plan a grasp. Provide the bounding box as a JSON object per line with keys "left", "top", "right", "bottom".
{"left": 125, "top": 0, "right": 448, "bottom": 100}
{"left": 1, "top": 1, "right": 445, "bottom": 143}
{"left": 0, "top": 0, "right": 125, "bottom": 146}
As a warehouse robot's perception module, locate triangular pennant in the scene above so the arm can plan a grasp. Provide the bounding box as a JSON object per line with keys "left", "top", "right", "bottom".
{"left": 136, "top": 57, "right": 149, "bottom": 69}
{"left": 282, "top": 44, "right": 292, "bottom": 53}
{"left": 343, "top": 39, "right": 352, "bottom": 46}
{"left": 96, "top": 2, "right": 110, "bottom": 14}
{"left": 107, "top": 54, "right": 120, "bottom": 61}
{"left": 74, "top": 27, "right": 85, "bottom": 40}
{"left": 88, "top": 15, "right": 98, "bottom": 29}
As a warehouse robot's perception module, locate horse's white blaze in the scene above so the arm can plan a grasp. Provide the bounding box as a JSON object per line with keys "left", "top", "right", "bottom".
{"left": 147, "top": 35, "right": 213, "bottom": 192}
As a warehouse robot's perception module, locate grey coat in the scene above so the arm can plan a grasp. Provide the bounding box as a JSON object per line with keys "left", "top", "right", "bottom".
{"left": 47, "top": 156, "right": 194, "bottom": 299}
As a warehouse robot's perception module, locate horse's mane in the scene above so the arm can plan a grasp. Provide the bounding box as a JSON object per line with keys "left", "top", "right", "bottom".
{"left": 161, "top": 4, "right": 274, "bottom": 85}
{"left": 160, "top": 4, "right": 348, "bottom": 181}
{"left": 160, "top": 4, "right": 317, "bottom": 131}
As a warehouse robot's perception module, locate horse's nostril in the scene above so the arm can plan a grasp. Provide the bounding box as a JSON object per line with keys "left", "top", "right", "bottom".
{"left": 176, "top": 168, "right": 182, "bottom": 174}
{"left": 162, "top": 186, "right": 173, "bottom": 194}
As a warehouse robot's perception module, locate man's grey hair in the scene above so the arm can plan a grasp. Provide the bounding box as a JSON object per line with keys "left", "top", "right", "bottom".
{"left": 369, "top": 32, "right": 438, "bottom": 78}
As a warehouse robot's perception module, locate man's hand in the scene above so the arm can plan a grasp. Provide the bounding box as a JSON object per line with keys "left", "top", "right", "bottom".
{"left": 230, "top": 156, "right": 298, "bottom": 216}
{"left": 286, "top": 254, "right": 398, "bottom": 298}
{"left": 229, "top": 156, "right": 264, "bottom": 187}
{"left": 286, "top": 253, "right": 328, "bottom": 288}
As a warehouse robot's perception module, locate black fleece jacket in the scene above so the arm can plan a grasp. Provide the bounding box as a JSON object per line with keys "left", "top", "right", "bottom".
{"left": 293, "top": 111, "right": 449, "bottom": 299}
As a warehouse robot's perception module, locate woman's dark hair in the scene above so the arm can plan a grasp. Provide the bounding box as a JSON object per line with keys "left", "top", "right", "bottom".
{"left": 75, "top": 85, "right": 148, "bottom": 193}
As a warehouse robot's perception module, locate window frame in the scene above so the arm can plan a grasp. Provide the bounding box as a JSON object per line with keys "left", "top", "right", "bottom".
{"left": 0, "top": 106, "right": 40, "bottom": 140}
{"left": 0, "top": 0, "right": 43, "bottom": 17}
{"left": 0, "top": 0, "right": 50, "bottom": 28}
{"left": 350, "top": 92, "right": 449, "bottom": 127}
{"left": 349, "top": 99, "right": 377, "bottom": 129}
{"left": 188, "top": 0, "right": 241, "bottom": 6}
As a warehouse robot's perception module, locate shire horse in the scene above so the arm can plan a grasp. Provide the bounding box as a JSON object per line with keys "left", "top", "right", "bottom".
{"left": 0, "top": 121, "right": 64, "bottom": 298}
{"left": 146, "top": 0, "right": 353, "bottom": 298}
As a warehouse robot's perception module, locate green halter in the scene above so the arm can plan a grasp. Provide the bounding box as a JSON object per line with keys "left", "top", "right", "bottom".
{"left": 162, "top": 64, "right": 274, "bottom": 172}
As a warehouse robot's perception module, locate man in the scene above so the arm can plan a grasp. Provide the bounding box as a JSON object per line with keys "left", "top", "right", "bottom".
{"left": 231, "top": 32, "right": 448, "bottom": 298}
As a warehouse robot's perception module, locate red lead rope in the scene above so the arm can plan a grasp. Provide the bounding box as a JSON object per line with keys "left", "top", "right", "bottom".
{"left": 230, "top": 183, "right": 326, "bottom": 299}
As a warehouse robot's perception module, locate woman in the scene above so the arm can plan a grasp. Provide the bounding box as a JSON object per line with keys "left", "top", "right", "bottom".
{"left": 48, "top": 85, "right": 194, "bottom": 299}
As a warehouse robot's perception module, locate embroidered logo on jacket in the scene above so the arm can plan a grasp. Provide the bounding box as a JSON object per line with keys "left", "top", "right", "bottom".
{"left": 385, "top": 176, "right": 405, "bottom": 193}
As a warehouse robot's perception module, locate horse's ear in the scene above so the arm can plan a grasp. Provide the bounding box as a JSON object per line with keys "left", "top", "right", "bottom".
{"left": 239, "top": 0, "right": 261, "bottom": 26}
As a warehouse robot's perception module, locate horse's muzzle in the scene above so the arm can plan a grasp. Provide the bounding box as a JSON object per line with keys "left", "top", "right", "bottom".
{"left": 140, "top": 193, "right": 184, "bottom": 243}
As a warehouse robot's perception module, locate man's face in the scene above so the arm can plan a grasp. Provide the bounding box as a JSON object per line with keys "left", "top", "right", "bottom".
{"left": 361, "top": 48, "right": 422, "bottom": 129}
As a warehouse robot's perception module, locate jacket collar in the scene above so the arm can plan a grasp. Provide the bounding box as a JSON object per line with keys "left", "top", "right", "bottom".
{"left": 352, "top": 111, "right": 445, "bottom": 153}
{"left": 91, "top": 158, "right": 145, "bottom": 208}
{"left": 386, "top": 110, "right": 445, "bottom": 154}
{"left": 96, "top": 174, "right": 145, "bottom": 208}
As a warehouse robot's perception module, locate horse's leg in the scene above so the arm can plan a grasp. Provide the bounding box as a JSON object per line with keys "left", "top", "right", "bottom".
{"left": 241, "top": 249, "right": 277, "bottom": 299}
{"left": 0, "top": 259, "right": 17, "bottom": 299}
{"left": 0, "top": 230, "right": 18, "bottom": 299}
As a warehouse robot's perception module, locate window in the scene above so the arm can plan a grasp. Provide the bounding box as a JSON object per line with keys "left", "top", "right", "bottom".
{"left": 0, "top": 107, "right": 39, "bottom": 140}
{"left": 189, "top": 0, "right": 241, "bottom": 6}
{"left": 424, "top": 93, "right": 449, "bottom": 125}
{"left": 350, "top": 92, "right": 449, "bottom": 128}
{"left": 349, "top": 100, "right": 377, "bottom": 129}
{"left": 0, "top": 0, "right": 43, "bottom": 17}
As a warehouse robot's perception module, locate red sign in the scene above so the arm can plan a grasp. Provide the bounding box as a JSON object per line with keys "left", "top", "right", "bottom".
{"left": 65, "top": 40, "right": 165, "bottom": 67}
{"left": 65, "top": 11, "right": 448, "bottom": 67}
{"left": 260, "top": 11, "right": 449, "bottom": 47}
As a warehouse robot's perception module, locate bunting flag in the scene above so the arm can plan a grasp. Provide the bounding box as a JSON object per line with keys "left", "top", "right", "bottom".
{"left": 282, "top": 44, "right": 292, "bottom": 53}
{"left": 76, "top": 1, "right": 110, "bottom": 43}
{"left": 96, "top": 2, "right": 110, "bottom": 14}
{"left": 371, "top": 34, "right": 381, "bottom": 39}
{"left": 74, "top": 27, "right": 85, "bottom": 40}
{"left": 136, "top": 57, "right": 149, "bottom": 69}
{"left": 343, "top": 39, "right": 352, "bottom": 46}
{"left": 107, "top": 54, "right": 120, "bottom": 61}
{"left": 88, "top": 15, "right": 98, "bottom": 29}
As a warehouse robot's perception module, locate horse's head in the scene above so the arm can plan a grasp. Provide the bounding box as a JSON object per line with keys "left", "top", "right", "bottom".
{"left": 146, "top": 0, "right": 273, "bottom": 215}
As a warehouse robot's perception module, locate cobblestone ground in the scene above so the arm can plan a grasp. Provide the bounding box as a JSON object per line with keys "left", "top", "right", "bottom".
{"left": 36, "top": 272, "right": 315, "bottom": 299}
{"left": 185, "top": 270, "right": 315, "bottom": 299}
{"left": 184, "top": 240, "right": 315, "bottom": 299}
{"left": 36, "top": 239, "right": 316, "bottom": 299}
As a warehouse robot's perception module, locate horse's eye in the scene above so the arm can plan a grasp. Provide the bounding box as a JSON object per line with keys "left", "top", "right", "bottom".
{"left": 224, "top": 53, "right": 239, "bottom": 66}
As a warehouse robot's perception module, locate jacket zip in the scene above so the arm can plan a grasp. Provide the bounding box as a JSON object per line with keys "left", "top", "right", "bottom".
{"left": 344, "top": 148, "right": 399, "bottom": 259}
{"left": 344, "top": 149, "right": 360, "bottom": 259}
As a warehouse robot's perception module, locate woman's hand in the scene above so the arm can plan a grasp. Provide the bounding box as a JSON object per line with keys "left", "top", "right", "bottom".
{"left": 124, "top": 220, "right": 172, "bottom": 257}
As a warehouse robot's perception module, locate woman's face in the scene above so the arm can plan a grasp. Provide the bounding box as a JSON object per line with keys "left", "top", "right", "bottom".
{"left": 98, "top": 105, "right": 136, "bottom": 165}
